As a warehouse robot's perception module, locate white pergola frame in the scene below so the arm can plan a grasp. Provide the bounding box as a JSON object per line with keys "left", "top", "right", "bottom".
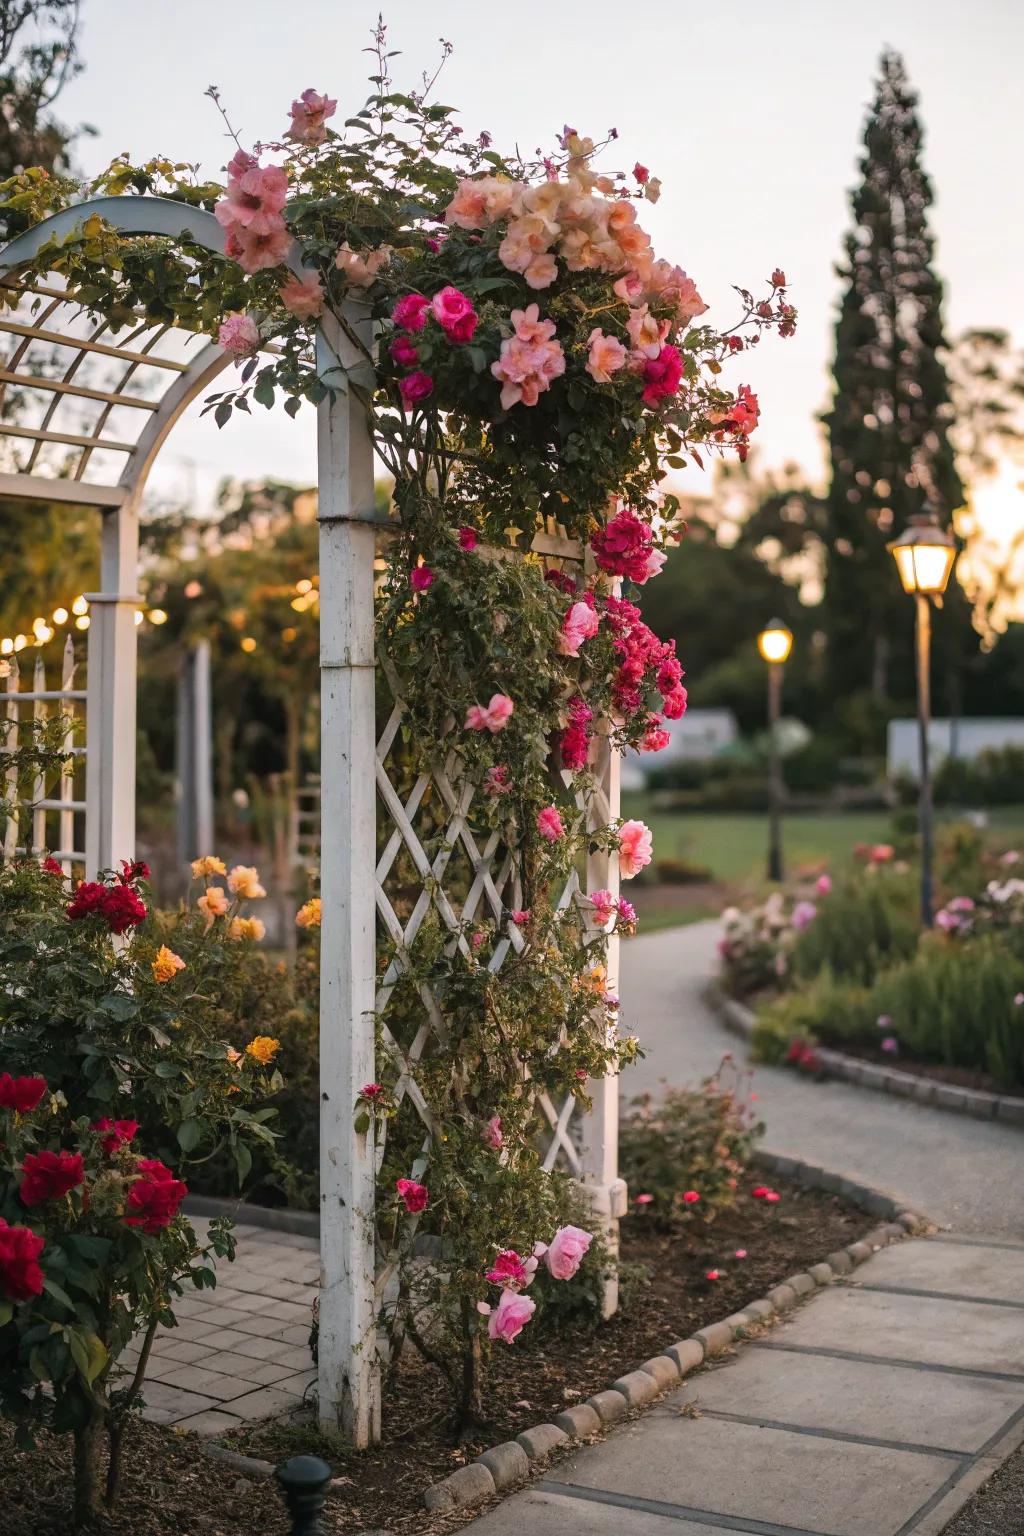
{"left": 0, "top": 197, "right": 624, "bottom": 1447}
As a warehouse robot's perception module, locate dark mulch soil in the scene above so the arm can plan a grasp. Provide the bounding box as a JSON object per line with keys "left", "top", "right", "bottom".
{"left": 831, "top": 1042, "right": 1019, "bottom": 1097}
{"left": 0, "top": 1177, "right": 866, "bottom": 1536}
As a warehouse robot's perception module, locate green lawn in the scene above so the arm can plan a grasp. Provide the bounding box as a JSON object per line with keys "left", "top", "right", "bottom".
{"left": 621, "top": 795, "right": 1024, "bottom": 891}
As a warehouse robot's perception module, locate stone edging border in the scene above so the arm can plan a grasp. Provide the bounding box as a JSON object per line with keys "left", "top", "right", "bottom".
{"left": 420, "top": 1160, "right": 932, "bottom": 1517}
{"left": 706, "top": 981, "right": 1024, "bottom": 1128}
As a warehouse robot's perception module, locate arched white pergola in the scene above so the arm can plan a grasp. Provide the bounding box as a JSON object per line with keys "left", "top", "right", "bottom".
{"left": 0, "top": 198, "right": 623, "bottom": 1448}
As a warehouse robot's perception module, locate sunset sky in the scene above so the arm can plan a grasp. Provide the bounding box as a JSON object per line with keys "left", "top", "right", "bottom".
{"left": 56, "top": 0, "right": 1024, "bottom": 546}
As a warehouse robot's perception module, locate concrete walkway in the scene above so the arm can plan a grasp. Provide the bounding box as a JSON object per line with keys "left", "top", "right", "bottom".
{"left": 618, "top": 920, "right": 1024, "bottom": 1237}
{"left": 467, "top": 1234, "right": 1024, "bottom": 1536}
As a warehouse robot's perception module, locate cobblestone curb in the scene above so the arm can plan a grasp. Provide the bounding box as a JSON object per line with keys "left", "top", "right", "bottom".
{"left": 419, "top": 1160, "right": 933, "bottom": 1516}
{"left": 705, "top": 981, "right": 1024, "bottom": 1128}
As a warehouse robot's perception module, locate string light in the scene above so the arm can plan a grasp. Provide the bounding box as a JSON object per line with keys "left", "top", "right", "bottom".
{"left": 52, "top": 607, "right": 68, "bottom": 625}
{"left": 71, "top": 596, "right": 88, "bottom": 616}
{"left": 149, "top": 608, "right": 168, "bottom": 625}
{"left": 240, "top": 636, "right": 257, "bottom": 653}
{"left": 75, "top": 616, "right": 89, "bottom": 631}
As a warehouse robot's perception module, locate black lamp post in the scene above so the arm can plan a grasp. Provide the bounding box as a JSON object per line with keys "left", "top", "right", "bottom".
{"left": 757, "top": 619, "right": 793, "bottom": 884}
{"left": 887, "top": 519, "right": 958, "bottom": 926}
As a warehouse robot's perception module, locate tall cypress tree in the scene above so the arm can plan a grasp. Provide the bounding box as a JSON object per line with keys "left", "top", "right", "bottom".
{"left": 823, "top": 51, "right": 967, "bottom": 710}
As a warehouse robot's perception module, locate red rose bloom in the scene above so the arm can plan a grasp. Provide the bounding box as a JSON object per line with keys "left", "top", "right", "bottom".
{"left": 641, "top": 343, "right": 683, "bottom": 406}
{"left": 590, "top": 509, "right": 656, "bottom": 584}
{"left": 91, "top": 1118, "right": 140, "bottom": 1156}
{"left": 124, "top": 1159, "right": 187, "bottom": 1233}
{"left": 0, "top": 1074, "right": 47, "bottom": 1114}
{"left": 67, "top": 879, "right": 147, "bottom": 934}
{"left": 0, "top": 1218, "right": 45, "bottom": 1302}
{"left": 118, "top": 859, "right": 151, "bottom": 884}
{"left": 20, "top": 1149, "right": 85, "bottom": 1205}
{"left": 42, "top": 856, "right": 64, "bottom": 877}
{"left": 395, "top": 1178, "right": 428, "bottom": 1214}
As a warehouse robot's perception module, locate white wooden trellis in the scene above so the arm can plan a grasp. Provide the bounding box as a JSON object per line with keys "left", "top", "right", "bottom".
{"left": 0, "top": 196, "right": 625, "bottom": 1449}
{"left": 1, "top": 638, "right": 86, "bottom": 869}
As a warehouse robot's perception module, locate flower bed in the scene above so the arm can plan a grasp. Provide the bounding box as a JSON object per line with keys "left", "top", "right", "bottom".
{"left": 719, "top": 835, "right": 1024, "bottom": 1094}
{"left": 0, "top": 1176, "right": 866, "bottom": 1536}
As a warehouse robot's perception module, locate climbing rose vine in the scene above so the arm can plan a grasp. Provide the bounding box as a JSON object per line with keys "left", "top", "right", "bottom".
{"left": 0, "top": 26, "right": 795, "bottom": 1428}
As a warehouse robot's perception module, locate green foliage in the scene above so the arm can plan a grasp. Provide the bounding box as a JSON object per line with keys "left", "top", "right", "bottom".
{"left": 619, "top": 1061, "right": 763, "bottom": 1228}
{"left": 751, "top": 972, "right": 874, "bottom": 1063}
{"left": 934, "top": 745, "right": 1024, "bottom": 808}
{"left": 791, "top": 870, "right": 918, "bottom": 986}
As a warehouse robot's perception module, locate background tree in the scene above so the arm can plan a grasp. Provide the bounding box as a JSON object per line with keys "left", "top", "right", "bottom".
{"left": 0, "top": 0, "right": 86, "bottom": 191}
{"left": 822, "top": 50, "right": 971, "bottom": 716}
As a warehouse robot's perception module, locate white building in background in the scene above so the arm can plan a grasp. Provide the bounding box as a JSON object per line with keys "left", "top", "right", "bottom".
{"left": 887, "top": 717, "right": 1024, "bottom": 778}
{"left": 622, "top": 708, "right": 738, "bottom": 788}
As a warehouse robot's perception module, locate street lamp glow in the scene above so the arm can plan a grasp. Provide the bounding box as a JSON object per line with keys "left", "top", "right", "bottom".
{"left": 757, "top": 620, "right": 793, "bottom": 665}
{"left": 887, "top": 522, "right": 958, "bottom": 596}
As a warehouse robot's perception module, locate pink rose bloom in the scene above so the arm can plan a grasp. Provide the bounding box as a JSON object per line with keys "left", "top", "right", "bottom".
{"left": 589, "top": 889, "right": 616, "bottom": 930}
{"left": 390, "top": 334, "right": 419, "bottom": 367}
{"left": 485, "top": 1249, "right": 537, "bottom": 1290}
{"left": 465, "top": 693, "right": 514, "bottom": 733}
{"left": 636, "top": 548, "right": 667, "bottom": 584}
{"left": 491, "top": 305, "right": 565, "bottom": 410}
{"left": 224, "top": 223, "right": 293, "bottom": 273}
{"left": 458, "top": 526, "right": 478, "bottom": 551}
{"left": 410, "top": 566, "right": 434, "bottom": 592}
{"left": 642, "top": 717, "right": 671, "bottom": 752}
{"left": 881, "top": 1036, "right": 899, "bottom": 1054}
{"left": 396, "top": 1178, "right": 428, "bottom": 1214}
{"left": 484, "top": 1287, "right": 536, "bottom": 1344}
{"left": 613, "top": 271, "right": 646, "bottom": 306}
{"left": 791, "top": 900, "right": 817, "bottom": 932}
{"left": 524, "top": 253, "right": 558, "bottom": 290}
{"left": 537, "top": 805, "right": 565, "bottom": 842}
{"left": 557, "top": 600, "right": 600, "bottom": 657}
{"left": 399, "top": 371, "right": 434, "bottom": 408}
{"left": 870, "top": 844, "right": 895, "bottom": 864}
{"left": 482, "top": 1115, "right": 503, "bottom": 1148}
{"left": 682, "top": 1190, "right": 700, "bottom": 1204}
{"left": 589, "top": 509, "right": 655, "bottom": 583}
{"left": 618, "top": 897, "right": 637, "bottom": 928}
{"left": 618, "top": 819, "right": 653, "bottom": 878}
{"left": 635, "top": 1192, "right": 653, "bottom": 1206}
{"left": 431, "top": 286, "right": 478, "bottom": 341}
{"left": 662, "top": 685, "right": 688, "bottom": 720}
{"left": 215, "top": 162, "right": 288, "bottom": 236}
{"left": 542, "top": 1225, "right": 592, "bottom": 1281}
{"left": 510, "top": 909, "right": 531, "bottom": 925}
{"left": 393, "top": 293, "right": 430, "bottom": 332}
{"left": 511, "top": 304, "right": 556, "bottom": 344}
{"left": 286, "top": 88, "right": 337, "bottom": 146}
{"left": 815, "top": 874, "right": 832, "bottom": 896}
{"left": 278, "top": 272, "right": 325, "bottom": 319}
{"left": 641, "top": 343, "right": 683, "bottom": 406}
{"left": 218, "top": 313, "right": 260, "bottom": 358}
{"left": 483, "top": 765, "right": 513, "bottom": 795}
{"left": 627, "top": 305, "right": 671, "bottom": 359}
{"left": 586, "top": 328, "right": 628, "bottom": 385}
{"left": 444, "top": 180, "right": 489, "bottom": 229}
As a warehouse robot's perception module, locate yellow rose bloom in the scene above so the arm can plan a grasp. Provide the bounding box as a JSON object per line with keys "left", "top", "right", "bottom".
{"left": 191, "top": 855, "right": 227, "bottom": 879}
{"left": 198, "top": 886, "right": 229, "bottom": 923}
{"left": 151, "top": 945, "right": 186, "bottom": 983}
{"left": 228, "top": 916, "right": 266, "bottom": 941}
{"left": 295, "top": 897, "right": 322, "bottom": 929}
{"left": 245, "top": 1035, "right": 280, "bottom": 1065}
{"left": 228, "top": 864, "right": 267, "bottom": 900}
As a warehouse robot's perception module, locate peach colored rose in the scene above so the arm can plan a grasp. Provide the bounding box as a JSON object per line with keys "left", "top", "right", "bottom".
{"left": 279, "top": 272, "right": 325, "bottom": 319}
{"left": 335, "top": 242, "right": 390, "bottom": 288}
{"left": 198, "top": 886, "right": 229, "bottom": 923}
{"left": 585, "top": 328, "right": 628, "bottom": 384}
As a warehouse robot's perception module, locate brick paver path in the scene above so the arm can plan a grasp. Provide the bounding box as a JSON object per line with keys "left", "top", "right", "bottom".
{"left": 131, "top": 1220, "right": 317, "bottom": 1435}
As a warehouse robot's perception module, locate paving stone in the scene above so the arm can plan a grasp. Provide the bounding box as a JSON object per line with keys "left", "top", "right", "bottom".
{"left": 220, "top": 1383, "right": 307, "bottom": 1420}
{"left": 996, "top": 1095, "right": 1024, "bottom": 1125}
{"left": 201, "top": 1351, "right": 300, "bottom": 1387}
{"left": 767, "top": 1283, "right": 797, "bottom": 1311}
{"left": 516, "top": 1422, "right": 569, "bottom": 1459}
{"left": 609, "top": 1370, "right": 660, "bottom": 1408}
{"left": 553, "top": 1414, "right": 961, "bottom": 1536}
{"left": 693, "top": 1320, "right": 733, "bottom": 1356}
{"left": 149, "top": 1338, "right": 212, "bottom": 1365}
{"left": 664, "top": 1338, "right": 704, "bottom": 1374}
{"left": 153, "top": 1364, "right": 252, "bottom": 1401}
{"left": 860, "top": 1237, "right": 1024, "bottom": 1303}
{"left": 464, "top": 1487, "right": 728, "bottom": 1534}
{"left": 175, "top": 1409, "right": 245, "bottom": 1436}
{"left": 476, "top": 1441, "right": 529, "bottom": 1490}
{"left": 553, "top": 1402, "right": 602, "bottom": 1437}
{"left": 935, "top": 1084, "right": 968, "bottom": 1112}
{"left": 776, "top": 1283, "right": 1024, "bottom": 1374}
{"left": 141, "top": 1384, "right": 219, "bottom": 1423}
{"left": 742, "top": 1298, "right": 776, "bottom": 1324}
{"left": 678, "top": 1341, "right": 1024, "bottom": 1453}
{"left": 424, "top": 1463, "right": 495, "bottom": 1512}
{"left": 639, "top": 1354, "right": 681, "bottom": 1390}
{"left": 586, "top": 1390, "right": 628, "bottom": 1425}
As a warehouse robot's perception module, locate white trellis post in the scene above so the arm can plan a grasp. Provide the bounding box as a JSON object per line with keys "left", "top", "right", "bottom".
{"left": 582, "top": 713, "right": 627, "bottom": 1317}
{"left": 84, "top": 503, "right": 140, "bottom": 877}
{"left": 315, "top": 306, "right": 381, "bottom": 1445}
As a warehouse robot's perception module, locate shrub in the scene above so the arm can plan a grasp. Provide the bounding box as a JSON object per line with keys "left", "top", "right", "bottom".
{"left": 0, "top": 852, "right": 281, "bottom": 1523}
{"left": 619, "top": 1058, "right": 763, "bottom": 1228}
{"left": 791, "top": 869, "right": 918, "bottom": 987}
{"left": 751, "top": 971, "right": 874, "bottom": 1063}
